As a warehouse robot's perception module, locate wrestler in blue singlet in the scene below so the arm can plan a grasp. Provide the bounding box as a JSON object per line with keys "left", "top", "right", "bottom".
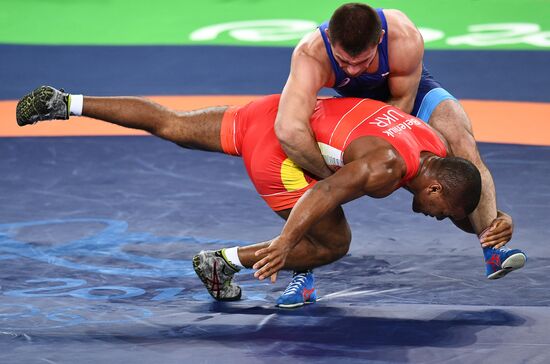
{"left": 319, "top": 8, "right": 457, "bottom": 123}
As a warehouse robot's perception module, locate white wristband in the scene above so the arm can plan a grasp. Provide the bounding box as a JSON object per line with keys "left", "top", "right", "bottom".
{"left": 69, "top": 94, "right": 84, "bottom": 116}
{"left": 224, "top": 246, "right": 244, "bottom": 269}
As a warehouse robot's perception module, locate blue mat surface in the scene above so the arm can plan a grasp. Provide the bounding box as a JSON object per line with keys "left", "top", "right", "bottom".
{"left": 0, "top": 137, "right": 548, "bottom": 363}
{"left": 1, "top": 20, "right": 549, "bottom": 361}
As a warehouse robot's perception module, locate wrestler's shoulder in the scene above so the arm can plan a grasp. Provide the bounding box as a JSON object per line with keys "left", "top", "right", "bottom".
{"left": 384, "top": 9, "right": 421, "bottom": 43}
{"left": 293, "top": 30, "right": 326, "bottom": 59}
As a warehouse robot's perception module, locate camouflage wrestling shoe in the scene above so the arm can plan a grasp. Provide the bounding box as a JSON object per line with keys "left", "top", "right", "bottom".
{"left": 193, "top": 250, "right": 242, "bottom": 301}
{"left": 16, "top": 86, "right": 70, "bottom": 126}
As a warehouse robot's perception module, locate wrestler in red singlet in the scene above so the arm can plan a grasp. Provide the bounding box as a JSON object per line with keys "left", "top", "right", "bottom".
{"left": 220, "top": 95, "right": 447, "bottom": 211}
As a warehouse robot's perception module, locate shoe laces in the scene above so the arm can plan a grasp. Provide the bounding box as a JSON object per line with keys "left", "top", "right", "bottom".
{"left": 282, "top": 274, "right": 308, "bottom": 295}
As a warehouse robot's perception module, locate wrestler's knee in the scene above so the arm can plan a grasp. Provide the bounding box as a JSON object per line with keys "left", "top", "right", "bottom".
{"left": 316, "top": 227, "right": 351, "bottom": 264}
{"left": 151, "top": 112, "right": 180, "bottom": 139}
{"left": 316, "top": 244, "right": 349, "bottom": 266}
{"left": 333, "top": 238, "right": 351, "bottom": 261}
{"left": 334, "top": 220, "right": 352, "bottom": 259}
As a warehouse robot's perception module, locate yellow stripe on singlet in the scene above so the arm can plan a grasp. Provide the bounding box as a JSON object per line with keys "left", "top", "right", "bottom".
{"left": 280, "top": 158, "right": 309, "bottom": 192}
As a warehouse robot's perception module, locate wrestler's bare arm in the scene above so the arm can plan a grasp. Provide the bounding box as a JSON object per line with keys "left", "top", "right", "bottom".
{"left": 275, "top": 39, "right": 334, "bottom": 179}
{"left": 385, "top": 9, "right": 424, "bottom": 114}
{"left": 253, "top": 150, "right": 402, "bottom": 279}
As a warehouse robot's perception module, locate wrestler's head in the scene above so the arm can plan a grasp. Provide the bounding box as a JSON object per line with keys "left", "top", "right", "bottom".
{"left": 412, "top": 157, "right": 482, "bottom": 221}
{"left": 328, "top": 3, "right": 384, "bottom": 77}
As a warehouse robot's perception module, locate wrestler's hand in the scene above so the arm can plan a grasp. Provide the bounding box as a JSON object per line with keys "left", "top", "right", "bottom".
{"left": 253, "top": 237, "right": 292, "bottom": 283}
{"left": 480, "top": 211, "right": 514, "bottom": 249}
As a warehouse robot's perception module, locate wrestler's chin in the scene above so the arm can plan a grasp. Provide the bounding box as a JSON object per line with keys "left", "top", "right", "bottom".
{"left": 345, "top": 72, "right": 362, "bottom": 78}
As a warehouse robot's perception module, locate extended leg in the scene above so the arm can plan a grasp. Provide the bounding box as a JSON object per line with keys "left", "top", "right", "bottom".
{"left": 82, "top": 97, "right": 227, "bottom": 152}
{"left": 429, "top": 100, "right": 497, "bottom": 235}
{"left": 16, "top": 86, "right": 227, "bottom": 153}
{"left": 429, "top": 100, "right": 526, "bottom": 278}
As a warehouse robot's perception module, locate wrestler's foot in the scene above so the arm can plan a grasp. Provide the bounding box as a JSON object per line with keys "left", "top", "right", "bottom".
{"left": 276, "top": 271, "right": 317, "bottom": 308}
{"left": 193, "top": 250, "right": 242, "bottom": 301}
{"left": 16, "top": 86, "right": 70, "bottom": 126}
{"left": 484, "top": 247, "right": 526, "bottom": 279}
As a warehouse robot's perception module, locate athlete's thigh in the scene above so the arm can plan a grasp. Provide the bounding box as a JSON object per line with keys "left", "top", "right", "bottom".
{"left": 171, "top": 106, "right": 228, "bottom": 152}
{"left": 429, "top": 99, "right": 481, "bottom": 160}
{"left": 429, "top": 99, "right": 474, "bottom": 136}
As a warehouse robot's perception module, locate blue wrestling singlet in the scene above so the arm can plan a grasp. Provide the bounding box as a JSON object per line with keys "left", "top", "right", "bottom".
{"left": 319, "top": 8, "right": 457, "bottom": 122}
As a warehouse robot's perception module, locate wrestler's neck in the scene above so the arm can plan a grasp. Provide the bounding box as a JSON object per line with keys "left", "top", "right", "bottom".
{"left": 406, "top": 153, "right": 440, "bottom": 193}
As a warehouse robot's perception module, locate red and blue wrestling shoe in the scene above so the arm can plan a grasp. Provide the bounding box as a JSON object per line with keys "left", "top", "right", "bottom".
{"left": 483, "top": 247, "right": 526, "bottom": 279}
{"left": 276, "top": 271, "right": 317, "bottom": 308}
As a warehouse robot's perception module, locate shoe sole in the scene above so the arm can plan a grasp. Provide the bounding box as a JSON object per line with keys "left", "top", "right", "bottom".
{"left": 276, "top": 301, "right": 315, "bottom": 309}
{"left": 16, "top": 94, "right": 36, "bottom": 126}
{"left": 487, "top": 252, "right": 526, "bottom": 280}
{"left": 276, "top": 299, "right": 316, "bottom": 309}
{"left": 192, "top": 254, "right": 241, "bottom": 301}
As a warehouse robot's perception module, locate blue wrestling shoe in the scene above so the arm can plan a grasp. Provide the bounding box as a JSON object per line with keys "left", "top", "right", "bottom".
{"left": 483, "top": 247, "right": 526, "bottom": 280}
{"left": 276, "top": 271, "right": 317, "bottom": 308}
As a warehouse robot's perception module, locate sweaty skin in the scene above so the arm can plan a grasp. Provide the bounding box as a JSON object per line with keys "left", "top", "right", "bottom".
{"left": 70, "top": 95, "right": 474, "bottom": 282}
{"left": 275, "top": 9, "right": 422, "bottom": 180}
{"left": 274, "top": 8, "right": 512, "bottom": 247}
{"left": 251, "top": 140, "right": 468, "bottom": 281}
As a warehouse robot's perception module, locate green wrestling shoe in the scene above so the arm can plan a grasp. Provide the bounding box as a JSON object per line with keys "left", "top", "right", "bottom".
{"left": 193, "top": 250, "right": 242, "bottom": 301}
{"left": 16, "top": 85, "right": 70, "bottom": 126}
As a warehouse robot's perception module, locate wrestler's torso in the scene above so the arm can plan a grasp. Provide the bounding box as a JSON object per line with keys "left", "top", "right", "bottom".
{"left": 234, "top": 94, "right": 447, "bottom": 210}
{"left": 309, "top": 97, "right": 447, "bottom": 182}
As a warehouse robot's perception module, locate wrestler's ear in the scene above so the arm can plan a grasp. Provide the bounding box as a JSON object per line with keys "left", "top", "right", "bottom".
{"left": 378, "top": 30, "right": 385, "bottom": 44}
{"left": 427, "top": 182, "right": 443, "bottom": 195}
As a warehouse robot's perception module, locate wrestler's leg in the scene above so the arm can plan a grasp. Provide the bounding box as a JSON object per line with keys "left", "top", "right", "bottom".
{"left": 16, "top": 86, "right": 227, "bottom": 153}
{"left": 192, "top": 205, "right": 350, "bottom": 302}
{"left": 429, "top": 99, "right": 497, "bottom": 236}
{"left": 426, "top": 99, "right": 525, "bottom": 280}
{"left": 83, "top": 97, "right": 226, "bottom": 152}
{"left": 236, "top": 206, "right": 352, "bottom": 271}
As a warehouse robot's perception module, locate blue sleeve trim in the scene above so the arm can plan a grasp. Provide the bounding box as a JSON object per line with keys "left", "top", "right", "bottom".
{"left": 416, "top": 87, "right": 457, "bottom": 123}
